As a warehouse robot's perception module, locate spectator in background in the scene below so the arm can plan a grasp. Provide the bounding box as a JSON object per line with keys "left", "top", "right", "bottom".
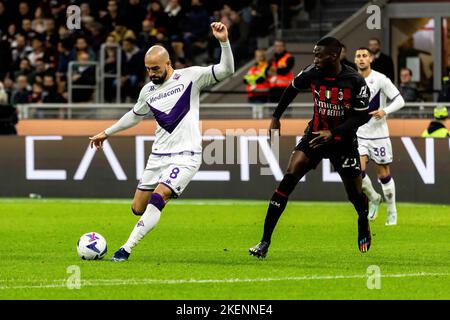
{"left": 137, "top": 19, "right": 158, "bottom": 49}
{"left": 27, "top": 36, "right": 46, "bottom": 67}
{"left": 28, "top": 58, "right": 47, "bottom": 85}
{"left": 49, "top": 0, "right": 66, "bottom": 27}
{"left": 165, "top": 0, "right": 185, "bottom": 41}
{"left": 109, "top": 19, "right": 136, "bottom": 44}
{"left": 182, "top": 0, "right": 210, "bottom": 63}
{"left": 266, "top": 39, "right": 295, "bottom": 103}
{"left": 56, "top": 38, "right": 73, "bottom": 82}
{"left": 0, "top": 1, "right": 11, "bottom": 32}
{"left": 20, "top": 19, "right": 38, "bottom": 40}
{"left": 244, "top": 49, "right": 270, "bottom": 103}
{"left": 399, "top": 67, "right": 422, "bottom": 102}
{"left": 13, "top": 57, "right": 32, "bottom": 81}
{"left": 421, "top": 107, "right": 450, "bottom": 138}
{"left": 121, "top": 37, "right": 144, "bottom": 101}
{"left": 248, "top": 0, "right": 273, "bottom": 50}
{"left": 42, "top": 18, "right": 59, "bottom": 48}
{"left": 12, "top": 75, "right": 31, "bottom": 104}
{"left": 31, "top": 6, "right": 46, "bottom": 34}
{"left": 69, "top": 36, "right": 96, "bottom": 62}
{"left": 30, "top": 82, "right": 43, "bottom": 103}
{"left": 174, "top": 57, "right": 188, "bottom": 69}
{"left": 71, "top": 51, "right": 95, "bottom": 102}
{"left": 368, "top": 37, "right": 395, "bottom": 82}
{"left": 17, "top": 2, "right": 33, "bottom": 27}
{"left": 80, "top": 2, "right": 96, "bottom": 27}
{"left": 340, "top": 43, "right": 356, "bottom": 70}
{"left": 145, "top": 1, "right": 169, "bottom": 35}
{"left": 85, "top": 22, "right": 106, "bottom": 54}
{"left": 11, "top": 34, "right": 32, "bottom": 70}
{"left": 0, "top": 84, "right": 18, "bottom": 135}
{"left": 0, "top": 38, "right": 12, "bottom": 80}
{"left": 124, "top": 0, "right": 146, "bottom": 36}
{"left": 42, "top": 74, "right": 64, "bottom": 103}
{"left": 228, "top": 10, "right": 250, "bottom": 66}
{"left": 99, "top": 0, "right": 122, "bottom": 34}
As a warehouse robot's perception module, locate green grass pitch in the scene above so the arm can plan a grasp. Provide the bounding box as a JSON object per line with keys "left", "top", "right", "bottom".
{"left": 0, "top": 198, "right": 449, "bottom": 300}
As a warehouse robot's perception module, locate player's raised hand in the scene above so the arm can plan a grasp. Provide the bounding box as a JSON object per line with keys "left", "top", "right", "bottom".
{"left": 269, "top": 117, "right": 281, "bottom": 145}
{"left": 211, "top": 22, "right": 228, "bottom": 42}
{"left": 89, "top": 131, "right": 108, "bottom": 150}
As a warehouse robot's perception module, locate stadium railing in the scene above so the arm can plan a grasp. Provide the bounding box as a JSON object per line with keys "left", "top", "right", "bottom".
{"left": 15, "top": 102, "right": 447, "bottom": 120}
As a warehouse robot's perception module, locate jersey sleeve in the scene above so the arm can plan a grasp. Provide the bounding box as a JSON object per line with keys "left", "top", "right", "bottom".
{"left": 382, "top": 76, "right": 401, "bottom": 100}
{"left": 381, "top": 75, "right": 405, "bottom": 115}
{"left": 132, "top": 86, "right": 150, "bottom": 116}
{"left": 190, "top": 66, "right": 219, "bottom": 90}
{"left": 291, "top": 64, "right": 315, "bottom": 91}
{"left": 352, "top": 76, "right": 370, "bottom": 111}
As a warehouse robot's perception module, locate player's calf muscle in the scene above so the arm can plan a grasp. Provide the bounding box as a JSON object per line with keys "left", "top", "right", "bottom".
{"left": 132, "top": 190, "right": 152, "bottom": 215}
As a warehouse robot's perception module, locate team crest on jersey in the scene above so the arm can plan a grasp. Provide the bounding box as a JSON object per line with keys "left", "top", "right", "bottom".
{"left": 338, "top": 90, "right": 343, "bottom": 101}
{"left": 173, "top": 73, "right": 181, "bottom": 80}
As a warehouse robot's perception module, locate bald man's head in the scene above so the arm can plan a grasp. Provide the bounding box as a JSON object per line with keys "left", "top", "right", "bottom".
{"left": 144, "top": 45, "right": 172, "bottom": 85}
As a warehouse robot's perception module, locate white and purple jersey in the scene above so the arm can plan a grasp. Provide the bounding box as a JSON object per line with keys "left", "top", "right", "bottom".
{"left": 104, "top": 40, "right": 234, "bottom": 154}
{"left": 132, "top": 66, "right": 220, "bottom": 155}
{"left": 357, "top": 70, "right": 405, "bottom": 139}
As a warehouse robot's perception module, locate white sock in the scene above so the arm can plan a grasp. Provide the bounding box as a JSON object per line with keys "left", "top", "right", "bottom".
{"left": 380, "top": 178, "right": 396, "bottom": 214}
{"left": 362, "top": 174, "right": 380, "bottom": 201}
{"left": 122, "top": 204, "right": 161, "bottom": 253}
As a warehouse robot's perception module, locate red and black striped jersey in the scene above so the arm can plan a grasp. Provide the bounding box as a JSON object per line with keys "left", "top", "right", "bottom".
{"left": 292, "top": 63, "right": 370, "bottom": 141}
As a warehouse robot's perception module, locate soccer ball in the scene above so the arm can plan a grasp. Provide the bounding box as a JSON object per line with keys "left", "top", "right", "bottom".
{"left": 77, "top": 232, "right": 107, "bottom": 260}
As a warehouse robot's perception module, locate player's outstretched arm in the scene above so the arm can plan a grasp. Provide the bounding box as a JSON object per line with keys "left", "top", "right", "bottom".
{"left": 210, "top": 22, "right": 234, "bottom": 80}
{"left": 89, "top": 110, "right": 143, "bottom": 150}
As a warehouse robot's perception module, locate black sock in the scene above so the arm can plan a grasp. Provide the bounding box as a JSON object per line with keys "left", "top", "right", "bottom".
{"left": 355, "top": 193, "right": 369, "bottom": 220}
{"left": 261, "top": 190, "right": 289, "bottom": 244}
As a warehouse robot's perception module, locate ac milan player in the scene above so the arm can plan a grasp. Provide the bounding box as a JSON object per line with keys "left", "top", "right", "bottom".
{"left": 249, "top": 37, "right": 372, "bottom": 257}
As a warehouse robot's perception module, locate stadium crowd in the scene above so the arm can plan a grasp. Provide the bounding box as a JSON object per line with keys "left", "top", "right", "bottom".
{"left": 0, "top": 0, "right": 285, "bottom": 106}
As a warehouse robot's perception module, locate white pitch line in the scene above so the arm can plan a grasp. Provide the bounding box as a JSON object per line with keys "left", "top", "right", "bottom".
{"left": 0, "top": 272, "right": 448, "bottom": 290}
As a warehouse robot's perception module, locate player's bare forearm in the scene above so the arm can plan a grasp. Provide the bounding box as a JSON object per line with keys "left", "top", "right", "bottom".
{"left": 269, "top": 117, "right": 281, "bottom": 144}
{"left": 272, "top": 84, "right": 299, "bottom": 119}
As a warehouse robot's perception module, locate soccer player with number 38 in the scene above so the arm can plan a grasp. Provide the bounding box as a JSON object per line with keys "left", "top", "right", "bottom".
{"left": 354, "top": 48, "right": 405, "bottom": 226}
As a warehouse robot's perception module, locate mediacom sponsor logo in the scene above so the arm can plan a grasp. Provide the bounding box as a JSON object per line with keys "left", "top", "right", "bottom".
{"left": 148, "top": 84, "right": 184, "bottom": 104}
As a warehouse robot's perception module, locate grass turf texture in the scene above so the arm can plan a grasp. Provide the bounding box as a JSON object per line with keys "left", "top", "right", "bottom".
{"left": 0, "top": 199, "right": 449, "bottom": 299}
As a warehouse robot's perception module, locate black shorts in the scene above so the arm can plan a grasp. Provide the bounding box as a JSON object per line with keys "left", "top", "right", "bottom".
{"left": 295, "top": 135, "right": 361, "bottom": 178}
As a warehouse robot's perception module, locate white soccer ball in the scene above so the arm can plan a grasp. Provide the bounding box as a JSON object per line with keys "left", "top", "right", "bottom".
{"left": 77, "top": 232, "right": 108, "bottom": 260}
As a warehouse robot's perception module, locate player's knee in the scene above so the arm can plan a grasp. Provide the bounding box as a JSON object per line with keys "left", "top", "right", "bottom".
{"left": 131, "top": 206, "right": 144, "bottom": 216}
{"left": 277, "top": 173, "right": 300, "bottom": 196}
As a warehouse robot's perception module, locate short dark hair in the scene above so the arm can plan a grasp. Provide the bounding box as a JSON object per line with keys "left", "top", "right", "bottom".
{"left": 316, "top": 37, "right": 342, "bottom": 55}
{"left": 357, "top": 47, "right": 373, "bottom": 55}
{"left": 369, "top": 37, "right": 381, "bottom": 44}
{"left": 400, "top": 67, "right": 412, "bottom": 76}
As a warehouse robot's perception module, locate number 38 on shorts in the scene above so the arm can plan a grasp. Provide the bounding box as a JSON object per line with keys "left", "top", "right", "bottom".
{"left": 358, "top": 138, "right": 393, "bottom": 165}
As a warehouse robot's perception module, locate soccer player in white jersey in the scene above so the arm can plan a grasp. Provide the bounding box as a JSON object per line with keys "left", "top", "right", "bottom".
{"left": 354, "top": 47, "right": 405, "bottom": 226}
{"left": 89, "top": 22, "right": 234, "bottom": 261}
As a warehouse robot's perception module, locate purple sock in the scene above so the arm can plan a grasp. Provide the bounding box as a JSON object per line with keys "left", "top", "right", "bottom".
{"left": 379, "top": 175, "right": 392, "bottom": 184}
{"left": 361, "top": 171, "right": 366, "bottom": 179}
{"left": 149, "top": 193, "right": 166, "bottom": 211}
